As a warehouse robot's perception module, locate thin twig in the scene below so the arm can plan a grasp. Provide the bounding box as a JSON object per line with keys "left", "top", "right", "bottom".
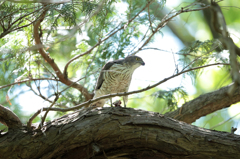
{"left": 39, "top": 63, "right": 229, "bottom": 112}
{"left": 148, "top": 5, "right": 154, "bottom": 33}
{"left": 0, "top": 78, "right": 59, "bottom": 90}
{"left": 181, "top": 41, "right": 221, "bottom": 72}
{"left": 132, "top": 3, "right": 211, "bottom": 55}
{"left": 47, "top": 70, "right": 98, "bottom": 99}
{"left": 6, "top": 0, "right": 71, "bottom": 3}
{"left": 27, "top": 109, "right": 41, "bottom": 130}
{"left": 63, "top": 0, "right": 155, "bottom": 77}
{"left": 38, "top": 94, "right": 59, "bottom": 129}
{"left": 210, "top": 112, "right": 240, "bottom": 129}
{"left": 0, "top": 5, "right": 48, "bottom": 39}
{"left": 171, "top": 49, "right": 178, "bottom": 74}
{"left": 0, "top": 5, "right": 41, "bottom": 21}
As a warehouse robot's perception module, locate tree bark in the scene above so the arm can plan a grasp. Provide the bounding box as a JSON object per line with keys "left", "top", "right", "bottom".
{"left": 1, "top": 107, "right": 240, "bottom": 159}
{"left": 0, "top": 104, "right": 22, "bottom": 130}
{"left": 165, "top": 84, "right": 240, "bottom": 123}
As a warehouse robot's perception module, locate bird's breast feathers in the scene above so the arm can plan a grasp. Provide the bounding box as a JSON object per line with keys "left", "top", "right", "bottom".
{"left": 98, "top": 64, "right": 134, "bottom": 93}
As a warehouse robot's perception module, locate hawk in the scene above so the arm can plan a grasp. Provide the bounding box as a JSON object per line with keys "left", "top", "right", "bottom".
{"left": 91, "top": 55, "right": 145, "bottom": 107}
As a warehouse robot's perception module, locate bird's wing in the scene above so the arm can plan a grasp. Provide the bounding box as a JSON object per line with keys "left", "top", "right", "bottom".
{"left": 95, "top": 60, "right": 124, "bottom": 90}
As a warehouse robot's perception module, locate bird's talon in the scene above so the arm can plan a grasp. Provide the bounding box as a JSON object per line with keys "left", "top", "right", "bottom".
{"left": 113, "top": 100, "right": 122, "bottom": 107}
{"left": 91, "top": 56, "right": 144, "bottom": 108}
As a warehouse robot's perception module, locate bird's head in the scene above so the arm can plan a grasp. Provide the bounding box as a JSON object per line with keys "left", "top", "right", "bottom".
{"left": 124, "top": 55, "right": 145, "bottom": 69}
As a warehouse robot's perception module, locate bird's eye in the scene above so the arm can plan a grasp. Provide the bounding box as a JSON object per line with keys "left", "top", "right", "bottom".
{"left": 136, "top": 57, "right": 140, "bottom": 61}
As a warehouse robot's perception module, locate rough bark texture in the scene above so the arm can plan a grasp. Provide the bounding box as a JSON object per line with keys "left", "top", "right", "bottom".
{"left": 1, "top": 107, "right": 240, "bottom": 159}
{"left": 165, "top": 84, "right": 240, "bottom": 123}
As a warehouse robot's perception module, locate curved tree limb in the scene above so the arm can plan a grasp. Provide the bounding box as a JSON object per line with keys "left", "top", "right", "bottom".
{"left": 201, "top": 1, "right": 240, "bottom": 95}
{"left": 0, "top": 104, "right": 22, "bottom": 130}
{"left": 1, "top": 107, "right": 240, "bottom": 158}
{"left": 165, "top": 83, "right": 240, "bottom": 123}
{"left": 210, "top": 2, "right": 240, "bottom": 94}
{"left": 33, "top": 7, "right": 93, "bottom": 101}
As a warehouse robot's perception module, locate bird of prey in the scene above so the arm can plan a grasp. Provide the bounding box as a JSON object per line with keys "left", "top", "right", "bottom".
{"left": 91, "top": 55, "right": 145, "bottom": 107}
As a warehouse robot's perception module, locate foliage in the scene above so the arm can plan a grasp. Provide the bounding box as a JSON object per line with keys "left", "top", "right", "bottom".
{"left": 152, "top": 87, "right": 188, "bottom": 111}
{"left": 0, "top": 0, "right": 239, "bottom": 134}
{"left": 178, "top": 40, "right": 229, "bottom": 82}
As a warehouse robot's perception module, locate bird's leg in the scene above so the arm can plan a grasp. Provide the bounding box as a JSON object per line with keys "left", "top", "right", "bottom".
{"left": 123, "top": 96, "right": 128, "bottom": 108}
{"left": 110, "top": 97, "right": 113, "bottom": 107}
{"left": 123, "top": 99, "right": 126, "bottom": 108}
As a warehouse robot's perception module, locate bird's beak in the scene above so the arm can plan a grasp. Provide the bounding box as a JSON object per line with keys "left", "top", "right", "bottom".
{"left": 141, "top": 61, "right": 145, "bottom": 66}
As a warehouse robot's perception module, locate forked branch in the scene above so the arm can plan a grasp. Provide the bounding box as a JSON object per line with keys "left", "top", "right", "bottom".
{"left": 33, "top": 7, "right": 93, "bottom": 101}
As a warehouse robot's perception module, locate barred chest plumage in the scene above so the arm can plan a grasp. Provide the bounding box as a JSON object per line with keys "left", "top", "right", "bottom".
{"left": 101, "top": 64, "right": 133, "bottom": 94}
{"left": 91, "top": 56, "right": 144, "bottom": 108}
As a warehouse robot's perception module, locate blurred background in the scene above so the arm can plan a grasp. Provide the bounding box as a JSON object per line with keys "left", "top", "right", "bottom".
{"left": 0, "top": 0, "right": 240, "bottom": 134}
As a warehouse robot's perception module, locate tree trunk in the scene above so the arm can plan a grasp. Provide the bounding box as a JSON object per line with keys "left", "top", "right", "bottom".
{"left": 0, "top": 107, "right": 239, "bottom": 159}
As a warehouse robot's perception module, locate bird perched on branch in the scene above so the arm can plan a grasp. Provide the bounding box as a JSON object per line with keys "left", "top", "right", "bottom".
{"left": 91, "top": 55, "right": 145, "bottom": 107}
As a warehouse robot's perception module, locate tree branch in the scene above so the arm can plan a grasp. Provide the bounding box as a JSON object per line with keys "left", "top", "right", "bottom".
{"left": 149, "top": 2, "right": 196, "bottom": 46}
{"left": 1, "top": 107, "right": 240, "bottom": 158}
{"left": 63, "top": 0, "right": 155, "bottom": 78}
{"left": 165, "top": 83, "right": 240, "bottom": 123}
{"left": 38, "top": 94, "right": 59, "bottom": 129}
{"left": 33, "top": 7, "right": 93, "bottom": 101}
{"left": 0, "top": 78, "right": 58, "bottom": 90}
{"left": 6, "top": 0, "right": 71, "bottom": 3}
{"left": 0, "top": 5, "right": 46, "bottom": 39}
{"left": 39, "top": 63, "right": 229, "bottom": 112}
{"left": 133, "top": 2, "right": 211, "bottom": 54}
{"left": 0, "top": 104, "right": 22, "bottom": 130}
{"left": 207, "top": 1, "right": 240, "bottom": 95}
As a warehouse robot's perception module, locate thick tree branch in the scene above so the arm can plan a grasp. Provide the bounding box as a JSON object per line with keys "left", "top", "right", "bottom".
{"left": 202, "top": 1, "right": 240, "bottom": 56}
{"left": 204, "top": 1, "right": 240, "bottom": 95}
{"left": 165, "top": 84, "right": 240, "bottom": 124}
{"left": 1, "top": 107, "right": 240, "bottom": 159}
{"left": 33, "top": 8, "right": 93, "bottom": 101}
{"left": 0, "top": 104, "right": 22, "bottom": 130}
